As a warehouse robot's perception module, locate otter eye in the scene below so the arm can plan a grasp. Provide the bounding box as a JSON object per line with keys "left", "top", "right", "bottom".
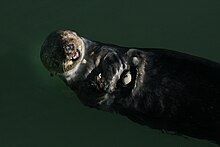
{"left": 64, "top": 60, "right": 74, "bottom": 72}
{"left": 66, "top": 63, "right": 74, "bottom": 71}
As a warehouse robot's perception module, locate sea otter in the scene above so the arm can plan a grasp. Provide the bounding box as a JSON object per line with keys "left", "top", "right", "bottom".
{"left": 40, "top": 30, "right": 220, "bottom": 145}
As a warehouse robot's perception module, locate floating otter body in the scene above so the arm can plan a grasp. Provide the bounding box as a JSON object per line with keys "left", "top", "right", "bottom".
{"left": 40, "top": 30, "right": 220, "bottom": 145}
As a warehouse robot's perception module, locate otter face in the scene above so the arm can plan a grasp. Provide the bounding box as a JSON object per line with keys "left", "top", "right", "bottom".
{"left": 40, "top": 30, "right": 85, "bottom": 76}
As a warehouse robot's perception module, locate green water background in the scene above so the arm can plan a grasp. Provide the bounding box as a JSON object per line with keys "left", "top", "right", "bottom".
{"left": 1, "top": 0, "right": 220, "bottom": 146}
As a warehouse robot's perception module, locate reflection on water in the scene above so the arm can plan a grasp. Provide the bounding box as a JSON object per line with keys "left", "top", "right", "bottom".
{"left": 0, "top": 0, "right": 220, "bottom": 146}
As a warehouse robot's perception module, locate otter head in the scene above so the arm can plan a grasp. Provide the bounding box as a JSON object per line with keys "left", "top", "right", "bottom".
{"left": 40, "top": 30, "right": 85, "bottom": 78}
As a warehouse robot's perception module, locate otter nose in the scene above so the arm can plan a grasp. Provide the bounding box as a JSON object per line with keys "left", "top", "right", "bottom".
{"left": 64, "top": 44, "right": 75, "bottom": 54}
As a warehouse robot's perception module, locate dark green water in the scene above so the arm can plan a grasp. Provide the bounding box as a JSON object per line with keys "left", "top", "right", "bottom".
{"left": 1, "top": 0, "right": 220, "bottom": 146}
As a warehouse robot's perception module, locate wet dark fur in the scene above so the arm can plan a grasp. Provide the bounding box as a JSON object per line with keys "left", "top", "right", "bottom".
{"left": 41, "top": 35, "right": 220, "bottom": 145}
{"left": 67, "top": 40, "right": 220, "bottom": 144}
